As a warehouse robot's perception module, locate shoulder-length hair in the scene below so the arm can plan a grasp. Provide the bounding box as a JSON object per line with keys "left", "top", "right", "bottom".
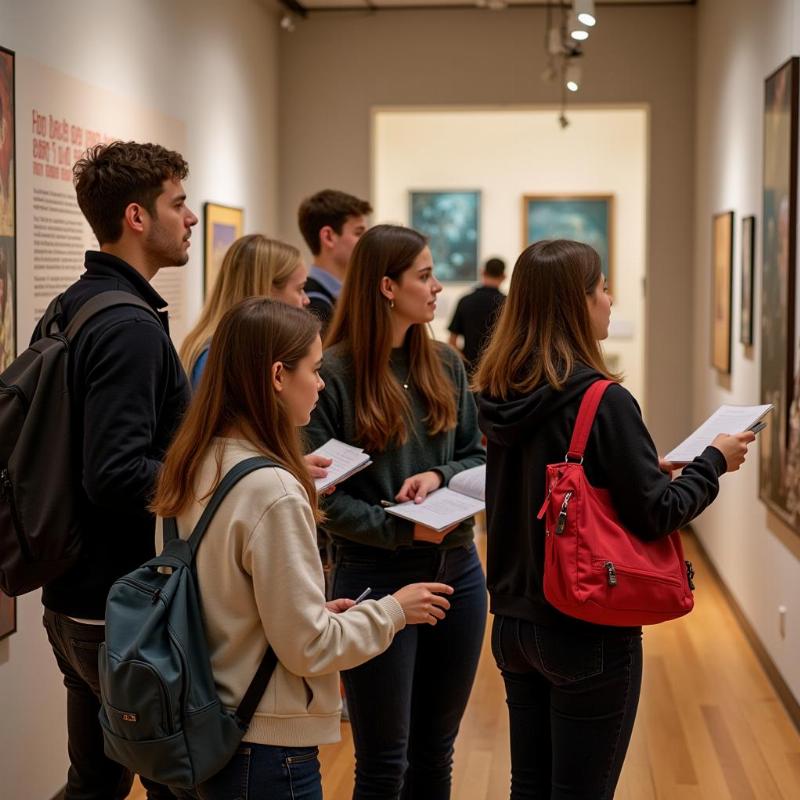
{"left": 325, "top": 224, "right": 457, "bottom": 452}
{"left": 473, "top": 239, "right": 619, "bottom": 399}
{"left": 179, "top": 234, "right": 302, "bottom": 375}
{"left": 152, "top": 298, "right": 322, "bottom": 521}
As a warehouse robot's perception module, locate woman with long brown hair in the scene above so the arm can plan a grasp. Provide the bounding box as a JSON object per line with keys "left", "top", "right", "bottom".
{"left": 474, "top": 239, "right": 753, "bottom": 799}
{"left": 305, "top": 224, "right": 487, "bottom": 799}
{"left": 152, "top": 298, "right": 453, "bottom": 800}
{"left": 180, "top": 234, "right": 310, "bottom": 388}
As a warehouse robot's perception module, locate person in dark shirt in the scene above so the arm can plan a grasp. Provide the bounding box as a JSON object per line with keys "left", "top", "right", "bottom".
{"left": 448, "top": 256, "right": 506, "bottom": 374}
{"left": 297, "top": 188, "right": 371, "bottom": 335}
{"left": 473, "top": 239, "right": 754, "bottom": 799}
{"left": 36, "top": 141, "right": 197, "bottom": 800}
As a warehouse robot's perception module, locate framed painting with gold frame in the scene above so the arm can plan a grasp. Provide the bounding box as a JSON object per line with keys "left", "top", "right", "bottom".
{"left": 522, "top": 194, "right": 614, "bottom": 293}
{"left": 0, "top": 44, "right": 17, "bottom": 374}
{"left": 204, "top": 203, "right": 243, "bottom": 298}
{"left": 711, "top": 210, "right": 734, "bottom": 374}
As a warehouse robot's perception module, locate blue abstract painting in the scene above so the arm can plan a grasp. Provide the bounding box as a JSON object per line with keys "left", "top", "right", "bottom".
{"left": 410, "top": 191, "right": 480, "bottom": 282}
{"left": 524, "top": 195, "right": 613, "bottom": 287}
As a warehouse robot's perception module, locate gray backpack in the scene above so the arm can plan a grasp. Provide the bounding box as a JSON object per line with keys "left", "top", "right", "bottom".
{"left": 0, "top": 291, "right": 158, "bottom": 596}
{"left": 98, "top": 457, "right": 279, "bottom": 789}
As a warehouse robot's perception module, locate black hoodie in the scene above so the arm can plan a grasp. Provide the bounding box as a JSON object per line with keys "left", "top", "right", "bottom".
{"left": 478, "top": 365, "right": 727, "bottom": 630}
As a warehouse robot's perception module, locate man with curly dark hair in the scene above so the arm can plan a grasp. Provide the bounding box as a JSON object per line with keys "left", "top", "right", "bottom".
{"left": 36, "top": 141, "right": 197, "bottom": 800}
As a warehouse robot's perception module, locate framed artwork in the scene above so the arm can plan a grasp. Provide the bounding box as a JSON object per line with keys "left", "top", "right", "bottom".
{"left": 711, "top": 211, "right": 734, "bottom": 374}
{"left": 0, "top": 45, "right": 16, "bottom": 373}
{"left": 0, "top": 591, "right": 16, "bottom": 640}
{"left": 204, "top": 203, "right": 244, "bottom": 299}
{"left": 760, "top": 57, "right": 799, "bottom": 529}
{"left": 409, "top": 190, "right": 480, "bottom": 282}
{"left": 740, "top": 215, "right": 756, "bottom": 346}
{"left": 523, "top": 194, "right": 614, "bottom": 292}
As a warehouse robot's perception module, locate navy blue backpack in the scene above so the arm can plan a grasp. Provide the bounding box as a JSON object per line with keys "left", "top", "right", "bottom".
{"left": 98, "top": 457, "right": 279, "bottom": 789}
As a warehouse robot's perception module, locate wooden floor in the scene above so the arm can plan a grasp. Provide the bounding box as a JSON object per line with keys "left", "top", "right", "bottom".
{"left": 130, "top": 531, "right": 800, "bottom": 800}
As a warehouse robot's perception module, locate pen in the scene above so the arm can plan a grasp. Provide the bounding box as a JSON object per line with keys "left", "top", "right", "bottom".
{"left": 748, "top": 421, "right": 767, "bottom": 434}
{"left": 380, "top": 500, "right": 395, "bottom": 508}
{"left": 354, "top": 587, "right": 372, "bottom": 604}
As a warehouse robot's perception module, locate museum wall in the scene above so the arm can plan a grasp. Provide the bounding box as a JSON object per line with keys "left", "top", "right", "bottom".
{"left": 372, "top": 107, "right": 647, "bottom": 404}
{"left": 0, "top": 1, "right": 280, "bottom": 797}
{"left": 692, "top": 0, "right": 800, "bottom": 705}
{"left": 277, "top": 4, "right": 696, "bottom": 452}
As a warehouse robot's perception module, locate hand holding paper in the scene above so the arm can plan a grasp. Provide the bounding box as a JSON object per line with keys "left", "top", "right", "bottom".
{"left": 664, "top": 404, "right": 773, "bottom": 464}
{"left": 311, "top": 439, "right": 372, "bottom": 492}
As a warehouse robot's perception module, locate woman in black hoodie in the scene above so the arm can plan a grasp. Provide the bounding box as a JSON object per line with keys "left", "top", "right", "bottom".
{"left": 473, "top": 239, "right": 753, "bottom": 799}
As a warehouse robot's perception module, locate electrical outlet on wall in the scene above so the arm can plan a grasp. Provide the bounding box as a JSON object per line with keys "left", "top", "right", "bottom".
{"left": 778, "top": 605, "right": 787, "bottom": 639}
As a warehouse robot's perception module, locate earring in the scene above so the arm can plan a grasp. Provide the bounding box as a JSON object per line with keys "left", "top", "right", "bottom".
{"left": 389, "top": 299, "right": 395, "bottom": 310}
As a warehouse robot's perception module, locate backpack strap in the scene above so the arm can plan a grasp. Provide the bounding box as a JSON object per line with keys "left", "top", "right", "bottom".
{"left": 64, "top": 291, "right": 160, "bottom": 340}
{"left": 178, "top": 455, "right": 280, "bottom": 728}
{"left": 566, "top": 380, "right": 616, "bottom": 462}
{"left": 39, "top": 294, "right": 64, "bottom": 338}
{"left": 185, "top": 456, "right": 278, "bottom": 559}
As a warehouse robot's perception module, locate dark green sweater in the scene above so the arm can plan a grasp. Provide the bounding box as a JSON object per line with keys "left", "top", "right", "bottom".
{"left": 304, "top": 340, "right": 486, "bottom": 551}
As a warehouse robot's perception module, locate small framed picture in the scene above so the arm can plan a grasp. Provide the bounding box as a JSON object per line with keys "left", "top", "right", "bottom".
{"left": 410, "top": 190, "right": 480, "bottom": 283}
{"left": 204, "top": 203, "right": 244, "bottom": 299}
{"left": 711, "top": 210, "right": 734, "bottom": 373}
{"left": 0, "top": 591, "right": 16, "bottom": 640}
{"left": 740, "top": 215, "right": 755, "bottom": 346}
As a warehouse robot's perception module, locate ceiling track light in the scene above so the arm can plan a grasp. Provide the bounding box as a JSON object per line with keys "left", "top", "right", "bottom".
{"left": 574, "top": 0, "right": 596, "bottom": 27}
{"left": 565, "top": 58, "right": 582, "bottom": 93}
{"left": 280, "top": 12, "right": 296, "bottom": 32}
{"left": 569, "top": 12, "right": 590, "bottom": 41}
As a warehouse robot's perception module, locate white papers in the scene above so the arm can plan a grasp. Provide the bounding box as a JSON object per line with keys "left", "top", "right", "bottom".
{"left": 385, "top": 465, "right": 486, "bottom": 531}
{"left": 445, "top": 464, "right": 485, "bottom": 501}
{"left": 665, "top": 404, "right": 774, "bottom": 464}
{"left": 311, "top": 439, "right": 372, "bottom": 492}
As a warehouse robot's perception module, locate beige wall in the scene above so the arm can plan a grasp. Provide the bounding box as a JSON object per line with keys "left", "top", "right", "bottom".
{"left": 692, "top": 0, "right": 800, "bottom": 704}
{"left": 278, "top": 5, "right": 696, "bottom": 451}
{"left": 0, "top": 1, "right": 280, "bottom": 797}
{"left": 372, "top": 107, "right": 648, "bottom": 404}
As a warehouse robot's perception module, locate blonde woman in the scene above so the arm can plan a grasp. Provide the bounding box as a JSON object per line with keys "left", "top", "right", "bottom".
{"left": 181, "top": 234, "right": 310, "bottom": 388}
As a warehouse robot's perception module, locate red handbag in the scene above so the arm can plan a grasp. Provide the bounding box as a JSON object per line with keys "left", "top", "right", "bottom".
{"left": 537, "top": 380, "right": 695, "bottom": 626}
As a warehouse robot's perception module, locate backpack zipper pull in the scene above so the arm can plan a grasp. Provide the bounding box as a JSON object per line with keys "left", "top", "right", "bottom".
{"left": 555, "top": 491, "right": 573, "bottom": 535}
{"left": 604, "top": 560, "right": 617, "bottom": 586}
{"left": 685, "top": 560, "right": 695, "bottom": 591}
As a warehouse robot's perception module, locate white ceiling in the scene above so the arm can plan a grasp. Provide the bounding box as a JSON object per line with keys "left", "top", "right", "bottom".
{"left": 278, "top": 0, "right": 694, "bottom": 10}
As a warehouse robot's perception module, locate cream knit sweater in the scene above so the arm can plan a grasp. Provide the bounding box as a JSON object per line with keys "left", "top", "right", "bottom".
{"left": 155, "top": 438, "right": 406, "bottom": 746}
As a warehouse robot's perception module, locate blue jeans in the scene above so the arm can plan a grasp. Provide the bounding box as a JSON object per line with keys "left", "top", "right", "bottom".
{"left": 492, "top": 615, "right": 643, "bottom": 800}
{"left": 331, "top": 543, "right": 488, "bottom": 800}
{"left": 194, "top": 744, "right": 321, "bottom": 800}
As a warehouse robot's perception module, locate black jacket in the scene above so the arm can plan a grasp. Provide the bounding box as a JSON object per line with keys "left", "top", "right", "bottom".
{"left": 478, "top": 365, "right": 727, "bottom": 630}
{"left": 33, "top": 252, "right": 190, "bottom": 618}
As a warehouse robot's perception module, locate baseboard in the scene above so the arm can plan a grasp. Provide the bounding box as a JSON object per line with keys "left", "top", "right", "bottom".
{"left": 687, "top": 527, "right": 800, "bottom": 732}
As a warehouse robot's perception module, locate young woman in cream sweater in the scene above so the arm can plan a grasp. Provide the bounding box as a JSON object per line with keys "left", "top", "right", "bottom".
{"left": 152, "top": 298, "right": 452, "bottom": 799}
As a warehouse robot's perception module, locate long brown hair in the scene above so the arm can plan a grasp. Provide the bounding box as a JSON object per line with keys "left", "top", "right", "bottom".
{"left": 152, "top": 298, "right": 322, "bottom": 520}
{"left": 180, "top": 235, "right": 302, "bottom": 375}
{"left": 473, "top": 239, "right": 619, "bottom": 399}
{"left": 325, "top": 224, "right": 457, "bottom": 452}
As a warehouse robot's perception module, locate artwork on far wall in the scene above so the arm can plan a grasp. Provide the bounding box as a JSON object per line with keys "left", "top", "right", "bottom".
{"left": 760, "top": 56, "right": 799, "bottom": 529}
{"left": 711, "top": 211, "right": 734, "bottom": 374}
{"left": 409, "top": 190, "right": 480, "bottom": 282}
{"left": 523, "top": 194, "right": 614, "bottom": 293}
{"left": 740, "top": 215, "right": 756, "bottom": 347}
{"left": 204, "top": 203, "right": 244, "bottom": 299}
{"left": 0, "top": 45, "right": 16, "bottom": 374}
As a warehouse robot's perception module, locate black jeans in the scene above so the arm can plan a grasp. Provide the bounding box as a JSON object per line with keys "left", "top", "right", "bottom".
{"left": 492, "top": 615, "right": 643, "bottom": 800}
{"left": 43, "top": 608, "right": 176, "bottom": 800}
{"left": 331, "top": 543, "right": 487, "bottom": 800}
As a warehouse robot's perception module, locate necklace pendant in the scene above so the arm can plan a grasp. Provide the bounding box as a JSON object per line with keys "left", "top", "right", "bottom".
{"left": 403, "top": 382, "right": 409, "bottom": 390}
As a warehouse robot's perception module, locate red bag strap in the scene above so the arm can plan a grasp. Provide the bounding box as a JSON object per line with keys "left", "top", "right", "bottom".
{"left": 566, "top": 380, "right": 616, "bottom": 462}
